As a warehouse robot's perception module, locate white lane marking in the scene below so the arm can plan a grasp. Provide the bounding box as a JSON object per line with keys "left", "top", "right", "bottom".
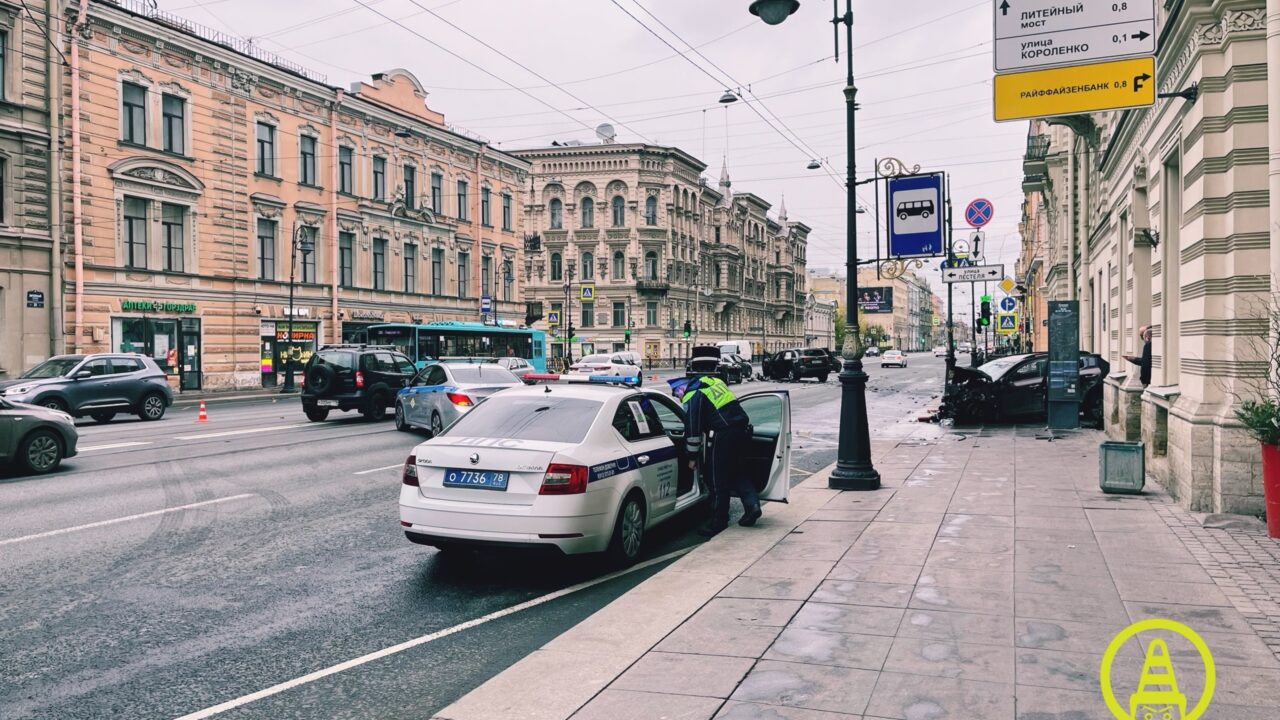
{"left": 353, "top": 463, "right": 404, "bottom": 476}
{"left": 173, "top": 423, "right": 311, "bottom": 441}
{"left": 0, "top": 494, "right": 256, "bottom": 547}
{"left": 173, "top": 546, "right": 694, "bottom": 720}
{"left": 77, "top": 441, "right": 153, "bottom": 452}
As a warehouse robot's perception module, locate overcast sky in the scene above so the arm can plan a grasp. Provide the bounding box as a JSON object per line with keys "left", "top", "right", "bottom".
{"left": 159, "top": 0, "right": 1024, "bottom": 311}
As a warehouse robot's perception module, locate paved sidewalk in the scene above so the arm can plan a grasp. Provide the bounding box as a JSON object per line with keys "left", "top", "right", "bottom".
{"left": 436, "top": 426, "right": 1280, "bottom": 720}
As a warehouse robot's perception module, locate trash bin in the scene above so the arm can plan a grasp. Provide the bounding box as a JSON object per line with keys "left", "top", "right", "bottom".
{"left": 1099, "top": 441, "right": 1145, "bottom": 494}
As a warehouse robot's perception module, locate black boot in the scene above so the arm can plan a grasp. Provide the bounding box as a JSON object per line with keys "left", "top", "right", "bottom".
{"left": 697, "top": 521, "right": 727, "bottom": 537}
{"left": 738, "top": 504, "right": 762, "bottom": 527}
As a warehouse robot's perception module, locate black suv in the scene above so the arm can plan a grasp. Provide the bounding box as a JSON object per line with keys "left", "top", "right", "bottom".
{"left": 765, "top": 348, "right": 831, "bottom": 383}
{"left": 301, "top": 345, "right": 416, "bottom": 422}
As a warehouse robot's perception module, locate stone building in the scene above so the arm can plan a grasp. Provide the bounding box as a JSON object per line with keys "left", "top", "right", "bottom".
{"left": 1016, "top": 1, "right": 1271, "bottom": 513}
{"left": 0, "top": 0, "right": 59, "bottom": 379}
{"left": 61, "top": 0, "right": 528, "bottom": 391}
{"left": 854, "top": 269, "right": 934, "bottom": 352}
{"left": 512, "top": 145, "right": 809, "bottom": 364}
{"left": 803, "top": 293, "right": 836, "bottom": 350}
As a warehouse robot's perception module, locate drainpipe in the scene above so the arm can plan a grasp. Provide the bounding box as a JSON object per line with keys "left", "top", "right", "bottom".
{"left": 330, "top": 89, "right": 343, "bottom": 344}
{"left": 49, "top": 0, "right": 67, "bottom": 354}
{"left": 476, "top": 144, "right": 485, "bottom": 322}
{"left": 1270, "top": 0, "right": 1280, "bottom": 326}
{"left": 69, "top": 0, "right": 89, "bottom": 352}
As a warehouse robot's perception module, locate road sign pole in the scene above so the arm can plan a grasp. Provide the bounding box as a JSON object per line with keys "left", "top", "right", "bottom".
{"left": 970, "top": 290, "right": 978, "bottom": 367}
{"left": 944, "top": 179, "right": 956, "bottom": 392}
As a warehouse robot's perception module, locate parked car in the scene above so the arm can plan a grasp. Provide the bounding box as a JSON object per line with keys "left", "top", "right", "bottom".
{"left": 940, "top": 352, "right": 1110, "bottom": 426}
{"left": 933, "top": 345, "right": 948, "bottom": 357}
{"left": 726, "top": 354, "right": 754, "bottom": 382}
{"left": 881, "top": 350, "right": 907, "bottom": 368}
{"left": 495, "top": 356, "right": 538, "bottom": 383}
{"left": 0, "top": 353, "right": 173, "bottom": 423}
{"left": 301, "top": 345, "right": 417, "bottom": 422}
{"left": 395, "top": 362, "right": 524, "bottom": 436}
{"left": 686, "top": 346, "right": 743, "bottom": 384}
{"left": 570, "top": 353, "right": 643, "bottom": 384}
{"left": 864, "top": 346, "right": 882, "bottom": 357}
{"left": 819, "top": 349, "right": 842, "bottom": 373}
{"left": 0, "top": 397, "right": 79, "bottom": 474}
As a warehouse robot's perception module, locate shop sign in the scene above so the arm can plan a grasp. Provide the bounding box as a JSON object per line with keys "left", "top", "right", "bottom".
{"left": 259, "top": 321, "right": 276, "bottom": 335}
{"left": 276, "top": 327, "right": 317, "bottom": 341}
{"left": 121, "top": 299, "right": 198, "bottom": 313}
{"left": 349, "top": 309, "right": 385, "bottom": 321}
{"left": 282, "top": 306, "right": 310, "bottom": 317}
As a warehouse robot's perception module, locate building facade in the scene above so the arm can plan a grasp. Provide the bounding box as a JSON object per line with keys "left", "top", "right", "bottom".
{"left": 0, "top": 0, "right": 59, "bottom": 379}
{"left": 61, "top": 0, "right": 528, "bottom": 391}
{"left": 803, "top": 293, "right": 836, "bottom": 350}
{"left": 853, "top": 269, "right": 934, "bottom": 352}
{"left": 1016, "top": 0, "right": 1271, "bottom": 514}
{"left": 513, "top": 145, "right": 808, "bottom": 364}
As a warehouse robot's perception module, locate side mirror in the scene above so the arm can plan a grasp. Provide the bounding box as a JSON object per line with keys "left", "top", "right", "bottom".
{"left": 74, "top": 370, "right": 93, "bottom": 380}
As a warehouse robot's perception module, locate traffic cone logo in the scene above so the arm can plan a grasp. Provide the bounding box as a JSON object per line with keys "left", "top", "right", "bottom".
{"left": 197, "top": 400, "right": 208, "bottom": 423}
{"left": 1129, "top": 638, "right": 1186, "bottom": 720}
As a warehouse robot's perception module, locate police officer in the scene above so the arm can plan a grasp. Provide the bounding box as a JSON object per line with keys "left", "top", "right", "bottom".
{"left": 681, "top": 373, "right": 760, "bottom": 536}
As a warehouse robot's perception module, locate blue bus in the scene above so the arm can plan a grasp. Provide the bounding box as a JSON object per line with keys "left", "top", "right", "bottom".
{"left": 366, "top": 322, "right": 548, "bottom": 371}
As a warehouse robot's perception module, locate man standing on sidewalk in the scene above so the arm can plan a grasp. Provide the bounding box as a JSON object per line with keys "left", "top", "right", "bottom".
{"left": 1124, "top": 325, "right": 1152, "bottom": 386}
{"left": 677, "top": 374, "right": 760, "bottom": 536}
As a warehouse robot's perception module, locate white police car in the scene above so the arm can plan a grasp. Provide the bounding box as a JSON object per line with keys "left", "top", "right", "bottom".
{"left": 399, "top": 374, "right": 791, "bottom": 564}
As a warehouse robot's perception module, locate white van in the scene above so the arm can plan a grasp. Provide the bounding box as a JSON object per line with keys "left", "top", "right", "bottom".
{"left": 716, "top": 340, "right": 753, "bottom": 363}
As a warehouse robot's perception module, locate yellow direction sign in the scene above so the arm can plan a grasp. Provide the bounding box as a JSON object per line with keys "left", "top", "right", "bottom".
{"left": 994, "top": 56, "right": 1155, "bottom": 122}
{"left": 999, "top": 276, "right": 1015, "bottom": 294}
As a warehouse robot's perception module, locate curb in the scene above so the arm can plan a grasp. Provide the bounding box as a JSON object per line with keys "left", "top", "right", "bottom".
{"left": 172, "top": 391, "right": 298, "bottom": 407}
{"left": 432, "top": 464, "right": 842, "bottom": 720}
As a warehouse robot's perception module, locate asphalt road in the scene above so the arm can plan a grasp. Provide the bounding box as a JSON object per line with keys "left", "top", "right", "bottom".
{"left": 0, "top": 353, "right": 946, "bottom": 720}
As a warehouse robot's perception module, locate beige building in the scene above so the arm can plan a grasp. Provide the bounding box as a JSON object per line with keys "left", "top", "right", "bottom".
{"left": 61, "top": 0, "right": 528, "bottom": 391}
{"left": 0, "top": 0, "right": 60, "bottom": 379}
{"left": 804, "top": 294, "right": 836, "bottom": 350}
{"left": 513, "top": 146, "right": 809, "bottom": 364}
{"left": 1016, "top": 0, "right": 1272, "bottom": 513}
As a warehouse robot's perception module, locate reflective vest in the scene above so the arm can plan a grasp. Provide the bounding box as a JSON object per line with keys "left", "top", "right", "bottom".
{"left": 682, "top": 375, "right": 735, "bottom": 409}
{"left": 682, "top": 376, "right": 748, "bottom": 436}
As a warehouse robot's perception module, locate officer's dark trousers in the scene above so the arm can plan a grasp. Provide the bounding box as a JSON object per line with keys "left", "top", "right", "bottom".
{"left": 709, "top": 425, "right": 758, "bottom": 528}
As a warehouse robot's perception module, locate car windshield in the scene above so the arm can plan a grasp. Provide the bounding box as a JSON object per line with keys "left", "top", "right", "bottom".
{"left": 448, "top": 366, "right": 520, "bottom": 384}
{"left": 978, "top": 355, "right": 1031, "bottom": 381}
{"left": 578, "top": 355, "right": 611, "bottom": 364}
{"left": 21, "top": 357, "right": 84, "bottom": 379}
{"left": 801, "top": 349, "right": 826, "bottom": 357}
{"left": 442, "top": 396, "right": 603, "bottom": 443}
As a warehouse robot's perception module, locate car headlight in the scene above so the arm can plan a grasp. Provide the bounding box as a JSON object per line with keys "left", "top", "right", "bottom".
{"left": 4, "top": 385, "right": 34, "bottom": 396}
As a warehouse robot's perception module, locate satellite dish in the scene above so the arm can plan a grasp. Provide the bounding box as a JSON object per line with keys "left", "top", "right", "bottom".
{"left": 595, "top": 123, "right": 616, "bottom": 144}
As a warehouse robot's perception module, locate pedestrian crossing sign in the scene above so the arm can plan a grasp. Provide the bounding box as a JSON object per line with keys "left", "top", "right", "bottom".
{"left": 547, "top": 311, "right": 560, "bottom": 326}
{"left": 581, "top": 284, "right": 595, "bottom": 301}
{"left": 997, "top": 312, "right": 1018, "bottom": 334}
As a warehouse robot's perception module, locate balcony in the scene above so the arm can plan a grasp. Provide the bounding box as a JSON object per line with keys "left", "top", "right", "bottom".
{"left": 1023, "top": 134, "right": 1050, "bottom": 189}
{"left": 636, "top": 279, "right": 670, "bottom": 295}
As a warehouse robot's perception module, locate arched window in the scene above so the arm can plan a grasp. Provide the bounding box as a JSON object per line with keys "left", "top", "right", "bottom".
{"left": 611, "top": 196, "right": 625, "bottom": 227}
{"left": 581, "top": 251, "right": 594, "bottom": 281}
{"left": 581, "top": 197, "right": 594, "bottom": 228}
{"left": 550, "top": 252, "right": 562, "bottom": 281}
{"left": 644, "top": 251, "right": 659, "bottom": 280}
{"left": 549, "top": 198, "right": 562, "bottom": 229}
{"left": 645, "top": 196, "right": 657, "bottom": 226}
{"left": 612, "top": 251, "right": 625, "bottom": 280}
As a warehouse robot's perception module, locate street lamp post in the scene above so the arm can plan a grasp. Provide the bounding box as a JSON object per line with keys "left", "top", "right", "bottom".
{"left": 282, "top": 224, "right": 316, "bottom": 393}
{"left": 751, "top": 0, "right": 879, "bottom": 490}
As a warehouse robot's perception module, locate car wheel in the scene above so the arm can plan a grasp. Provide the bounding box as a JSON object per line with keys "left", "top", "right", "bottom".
{"left": 818, "top": 373, "right": 829, "bottom": 383}
{"left": 138, "top": 393, "right": 166, "bottom": 421}
{"left": 304, "top": 406, "right": 330, "bottom": 422}
{"left": 790, "top": 368, "right": 802, "bottom": 383}
{"left": 430, "top": 411, "right": 445, "bottom": 438}
{"left": 42, "top": 398, "right": 69, "bottom": 414}
{"left": 91, "top": 412, "right": 116, "bottom": 423}
{"left": 364, "top": 393, "right": 388, "bottom": 421}
{"left": 607, "top": 491, "right": 646, "bottom": 566}
{"left": 21, "top": 430, "right": 64, "bottom": 474}
{"left": 394, "top": 402, "right": 411, "bottom": 432}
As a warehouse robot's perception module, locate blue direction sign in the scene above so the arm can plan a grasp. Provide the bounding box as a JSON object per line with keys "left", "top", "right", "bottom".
{"left": 999, "top": 296, "right": 1016, "bottom": 312}
{"left": 887, "top": 173, "right": 945, "bottom": 258}
{"left": 965, "top": 198, "right": 994, "bottom": 228}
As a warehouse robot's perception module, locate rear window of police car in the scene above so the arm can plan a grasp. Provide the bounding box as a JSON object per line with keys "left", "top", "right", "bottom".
{"left": 444, "top": 397, "right": 603, "bottom": 443}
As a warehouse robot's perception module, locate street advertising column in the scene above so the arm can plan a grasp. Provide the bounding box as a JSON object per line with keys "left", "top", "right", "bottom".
{"left": 1047, "top": 300, "right": 1081, "bottom": 429}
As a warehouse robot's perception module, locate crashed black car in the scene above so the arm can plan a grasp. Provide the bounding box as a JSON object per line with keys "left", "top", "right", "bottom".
{"left": 685, "top": 345, "right": 743, "bottom": 384}
{"left": 940, "top": 352, "right": 1109, "bottom": 427}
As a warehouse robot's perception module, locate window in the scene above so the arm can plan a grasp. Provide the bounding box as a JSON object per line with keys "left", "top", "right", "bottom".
{"left": 645, "top": 251, "right": 659, "bottom": 280}
{"left": 300, "top": 227, "right": 317, "bottom": 283}
{"left": 581, "top": 301, "right": 594, "bottom": 328}
{"left": 646, "top": 301, "right": 658, "bottom": 326}
{"left": 550, "top": 252, "right": 562, "bottom": 281}
{"left": 256, "top": 122, "right": 275, "bottom": 176}
{"left": 0, "top": 157, "right": 6, "bottom": 224}
{"left": 612, "top": 195, "right": 625, "bottom": 226}
{"left": 447, "top": 396, "right": 603, "bottom": 444}
{"left": 372, "top": 157, "right": 386, "bottom": 201}
{"left": 502, "top": 193, "right": 512, "bottom": 230}
{"left": 612, "top": 251, "right": 625, "bottom": 280}
{"left": 581, "top": 252, "right": 594, "bottom": 281}
{"left": 162, "top": 95, "right": 185, "bottom": 154}
{"left": 338, "top": 232, "right": 354, "bottom": 287}
{"left": 457, "top": 180, "right": 469, "bottom": 221}
{"left": 256, "top": 218, "right": 275, "bottom": 280}
{"left": 404, "top": 165, "right": 417, "bottom": 210}
{"left": 430, "top": 172, "right": 442, "bottom": 213}
{"left": 0, "top": 32, "right": 5, "bottom": 100}
{"left": 122, "top": 82, "right": 147, "bottom": 145}
{"left": 612, "top": 301, "right": 625, "bottom": 327}
{"left": 458, "top": 251, "right": 470, "bottom": 298}
{"left": 611, "top": 398, "right": 663, "bottom": 442}
{"left": 549, "top": 198, "right": 562, "bottom": 229}
{"left": 481, "top": 255, "right": 492, "bottom": 297}
{"left": 714, "top": 226, "right": 721, "bottom": 243}
{"left": 404, "top": 244, "right": 417, "bottom": 293}
{"left": 481, "top": 187, "right": 492, "bottom": 226}
{"left": 124, "top": 197, "right": 148, "bottom": 269}
{"left": 502, "top": 259, "right": 512, "bottom": 301}
{"left": 161, "top": 203, "right": 185, "bottom": 272}
{"left": 299, "top": 135, "right": 317, "bottom": 186}
{"left": 338, "top": 147, "right": 353, "bottom": 194}
{"left": 645, "top": 196, "right": 657, "bottom": 225}
{"left": 581, "top": 197, "right": 594, "bottom": 228}
{"left": 432, "top": 247, "right": 444, "bottom": 294}
{"left": 373, "top": 238, "right": 386, "bottom": 290}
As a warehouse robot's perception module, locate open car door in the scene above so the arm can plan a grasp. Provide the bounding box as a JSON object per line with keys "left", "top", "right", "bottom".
{"left": 736, "top": 391, "right": 791, "bottom": 503}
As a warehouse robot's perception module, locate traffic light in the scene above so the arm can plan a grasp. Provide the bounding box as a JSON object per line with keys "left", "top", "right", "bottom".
{"left": 567, "top": 323, "right": 576, "bottom": 342}
{"left": 980, "top": 294, "right": 992, "bottom": 327}
{"left": 682, "top": 320, "right": 691, "bottom": 338}
{"left": 624, "top": 328, "right": 631, "bottom": 341}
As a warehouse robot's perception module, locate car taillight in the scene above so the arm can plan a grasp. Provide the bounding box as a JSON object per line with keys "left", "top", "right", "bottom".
{"left": 446, "top": 392, "right": 473, "bottom": 407}
{"left": 356, "top": 371, "right": 365, "bottom": 389}
{"left": 539, "top": 463, "right": 588, "bottom": 495}
{"left": 402, "top": 455, "right": 418, "bottom": 486}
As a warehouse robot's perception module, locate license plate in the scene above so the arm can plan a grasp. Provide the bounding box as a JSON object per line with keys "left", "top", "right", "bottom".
{"left": 317, "top": 399, "right": 339, "bottom": 407}
{"left": 443, "top": 468, "right": 510, "bottom": 491}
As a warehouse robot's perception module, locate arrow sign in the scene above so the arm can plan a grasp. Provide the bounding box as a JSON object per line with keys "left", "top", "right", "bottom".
{"left": 1000, "top": 0, "right": 1010, "bottom": 16}
{"left": 941, "top": 263, "right": 1005, "bottom": 284}
{"left": 1134, "top": 29, "right": 1151, "bottom": 41}
{"left": 993, "top": 0, "right": 1157, "bottom": 73}
{"left": 999, "top": 296, "right": 1017, "bottom": 312}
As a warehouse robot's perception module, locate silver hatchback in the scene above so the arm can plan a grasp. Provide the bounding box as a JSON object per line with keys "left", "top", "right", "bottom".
{"left": 394, "top": 363, "right": 523, "bottom": 436}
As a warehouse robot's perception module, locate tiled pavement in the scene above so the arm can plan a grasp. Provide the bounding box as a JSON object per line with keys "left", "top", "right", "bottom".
{"left": 567, "top": 426, "right": 1280, "bottom": 719}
